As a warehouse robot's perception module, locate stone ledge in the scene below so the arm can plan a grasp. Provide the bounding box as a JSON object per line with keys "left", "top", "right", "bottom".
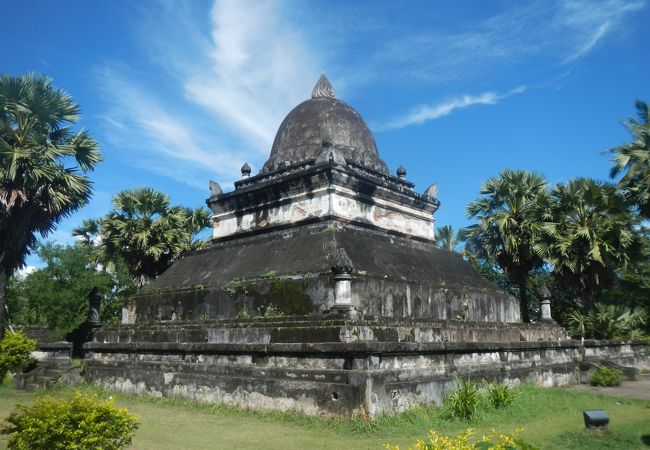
{"left": 85, "top": 339, "right": 597, "bottom": 354}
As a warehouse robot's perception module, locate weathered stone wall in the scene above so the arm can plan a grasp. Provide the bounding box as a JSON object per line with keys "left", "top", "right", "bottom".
{"left": 133, "top": 222, "right": 519, "bottom": 323}
{"left": 131, "top": 275, "right": 520, "bottom": 323}
{"left": 93, "top": 319, "right": 568, "bottom": 345}
{"left": 15, "top": 325, "right": 72, "bottom": 359}
{"left": 210, "top": 163, "right": 437, "bottom": 240}
{"left": 84, "top": 323, "right": 649, "bottom": 418}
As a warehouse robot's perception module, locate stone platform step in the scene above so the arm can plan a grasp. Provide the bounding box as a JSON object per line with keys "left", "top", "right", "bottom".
{"left": 83, "top": 334, "right": 649, "bottom": 418}
{"left": 14, "top": 357, "right": 81, "bottom": 392}
{"left": 93, "top": 318, "right": 568, "bottom": 345}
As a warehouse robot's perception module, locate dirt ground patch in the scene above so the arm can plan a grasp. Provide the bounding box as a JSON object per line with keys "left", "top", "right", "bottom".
{"left": 569, "top": 373, "right": 650, "bottom": 401}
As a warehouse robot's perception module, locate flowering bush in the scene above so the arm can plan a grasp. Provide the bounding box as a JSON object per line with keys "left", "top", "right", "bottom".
{"left": 384, "top": 427, "right": 537, "bottom": 450}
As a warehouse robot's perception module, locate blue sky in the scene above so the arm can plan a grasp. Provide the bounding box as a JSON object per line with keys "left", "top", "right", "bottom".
{"left": 3, "top": 0, "right": 649, "bottom": 270}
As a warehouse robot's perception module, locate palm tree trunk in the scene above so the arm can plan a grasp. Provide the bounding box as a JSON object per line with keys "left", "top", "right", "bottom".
{"left": 518, "top": 279, "right": 531, "bottom": 323}
{"left": 0, "top": 267, "right": 7, "bottom": 339}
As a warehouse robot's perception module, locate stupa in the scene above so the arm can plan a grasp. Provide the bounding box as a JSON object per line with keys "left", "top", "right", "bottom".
{"left": 85, "top": 75, "right": 649, "bottom": 417}
{"left": 121, "top": 74, "right": 519, "bottom": 324}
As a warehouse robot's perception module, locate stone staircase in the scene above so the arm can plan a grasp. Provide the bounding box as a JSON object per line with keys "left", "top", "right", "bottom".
{"left": 14, "top": 357, "right": 82, "bottom": 392}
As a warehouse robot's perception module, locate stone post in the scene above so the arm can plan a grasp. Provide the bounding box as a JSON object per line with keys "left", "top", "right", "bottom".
{"left": 537, "top": 284, "right": 555, "bottom": 323}
{"left": 121, "top": 298, "right": 136, "bottom": 324}
{"left": 334, "top": 272, "right": 352, "bottom": 305}
{"left": 86, "top": 287, "right": 103, "bottom": 326}
{"left": 329, "top": 247, "right": 358, "bottom": 318}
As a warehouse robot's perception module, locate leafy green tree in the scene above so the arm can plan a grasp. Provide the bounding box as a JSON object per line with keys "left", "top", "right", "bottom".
{"left": 74, "top": 188, "right": 211, "bottom": 288}
{"left": 610, "top": 100, "right": 650, "bottom": 218}
{"left": 0, "top": 73, "right": 100, "bottom": 335}
{"left": 5, "top": 243, "right": 133, "bottom": 336}
{"left": 435, "top": 225, "right": 465, "bottom": 252}
{"left": 536, "top": 178, "right": 639, "bottom": 313}
{"left": 466, "top": 169, "right": 550, "bottom": 323}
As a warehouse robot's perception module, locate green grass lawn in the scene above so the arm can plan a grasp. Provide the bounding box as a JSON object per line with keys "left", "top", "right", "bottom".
{"left": 1, "top": 383, "right": 649, "bottom": 449}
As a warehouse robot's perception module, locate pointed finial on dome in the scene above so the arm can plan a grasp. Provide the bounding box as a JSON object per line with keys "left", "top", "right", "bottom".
{"left": 241, "top": 162, "right": 251, "bottom": 179}
{"left": 312, "top": 73, "right": 336, "bottom": 99}
{"left": 397, "top": 165, "right": 407, "bottom": 180}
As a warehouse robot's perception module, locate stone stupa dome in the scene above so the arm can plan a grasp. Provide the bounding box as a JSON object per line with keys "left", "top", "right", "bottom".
{"left": 262, "top": 74, "right": 389, "bottom": 174}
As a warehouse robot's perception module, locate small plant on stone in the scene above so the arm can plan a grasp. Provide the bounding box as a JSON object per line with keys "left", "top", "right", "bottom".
{"left": 258, "top": 303, "right": 286, "bottom": 319}
{"left": 443, "top": 378, "right": 481, "bottom": 421}
{"left": 590, "top": 365, "right": 624, "bottom": 387}
{"left": 235, "top": 308, "right": 251, "bottom": 320}
{"left": 0, "top": 392, "right": 140, "bottom": 450}
{"left": 0, "top": 330, "right": 36, "bottom": 380}
{"left": 484, "top": 380, "right": 517, "bottom": 408}
{"left": 196, "top": 312, "right": 211, "bottom": 321}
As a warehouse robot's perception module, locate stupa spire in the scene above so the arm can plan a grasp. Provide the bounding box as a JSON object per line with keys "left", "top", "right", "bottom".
{"left": 311, "top": 73, "right": 336, "bottom": 99}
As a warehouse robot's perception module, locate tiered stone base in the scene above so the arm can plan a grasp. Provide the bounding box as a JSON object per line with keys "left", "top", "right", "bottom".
{"left": 84, "top": 318, "right": 650, "bottom": 417}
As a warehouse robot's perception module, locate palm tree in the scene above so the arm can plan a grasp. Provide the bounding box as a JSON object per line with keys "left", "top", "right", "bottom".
{"left": 0, "top": 73, "right": 100, "bottom": 334}
{"left": 435, "top": 225, "right": 465, "bottom": 252}
{"left": 74, "top": 188, "right": 211, "bottom": 288}
{"left": 536, "top": 178, "right": 638, "bottom": 313}
{"left": 610, "top": 100, "right": 650, "bottom": 218}
{"left": 465, "top": 169, "right": 550, "bottom": 323}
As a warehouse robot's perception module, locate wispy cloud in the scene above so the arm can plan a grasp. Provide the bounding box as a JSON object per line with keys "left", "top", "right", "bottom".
{"left": 94, "top": 0, "right": 645, "bottom": 177}
{"left": 379, "top": 86, "right": 526, "bottom": 131}
{"left": 185, "top": 0, "right": 320, "bottom": 148}
{"left": 96, "top": 0, "right": 322, "bottom": 190}
{"left": 559, "top": 0, "right": 645, "bottom": 62}
{"left": 371, "top": 0, "right": 644, "bottom": 84}
{"left": 96, "top": 63, "right": 241, "bottom": 188}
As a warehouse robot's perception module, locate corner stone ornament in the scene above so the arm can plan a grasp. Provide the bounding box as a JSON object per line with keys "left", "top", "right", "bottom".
{"left": 241, "top": 162, "right": 251, "bottom": 179}
{"left": 397, "top": 165, "right": 407, "bottom": 180}
{"left": 331, "top": 247, "right": 353, "bottom": 276}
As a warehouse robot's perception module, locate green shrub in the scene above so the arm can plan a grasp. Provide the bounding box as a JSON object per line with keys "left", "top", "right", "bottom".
{"left": 0, "top": 330, "right": 36, "bottom": 379}
{"left": 443, "top": 378, "right": 481, "bottom": 421}
{"left": 484, "top": 380, "right": 517, "bottom": 408}
{"left": 590, "top": 365, "right": 623, "bottom": 387}
{"left": 0, "top": 392, "right": 140, "bottom": 450}
{"left": 384, "top": 427, "right": 538, "bottom": 450}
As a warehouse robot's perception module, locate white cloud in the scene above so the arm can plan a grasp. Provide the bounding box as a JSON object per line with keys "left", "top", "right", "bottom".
{"left": 94, "top": 0, "right": 645, "bottom": 170}
{"left": 96, "top": 0, "right": 323, "bottom": 190}
{"left": 15, "top": 266, "right": 37, "bottom": 279}
{"left": 185, "top": 0, "right": 320, "bottom": 148}
{"left": 380, "top": 86, "right": 526, "bottom": 131}
{"left": 96, "top": 64, "right": 243, "bottom": 188}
